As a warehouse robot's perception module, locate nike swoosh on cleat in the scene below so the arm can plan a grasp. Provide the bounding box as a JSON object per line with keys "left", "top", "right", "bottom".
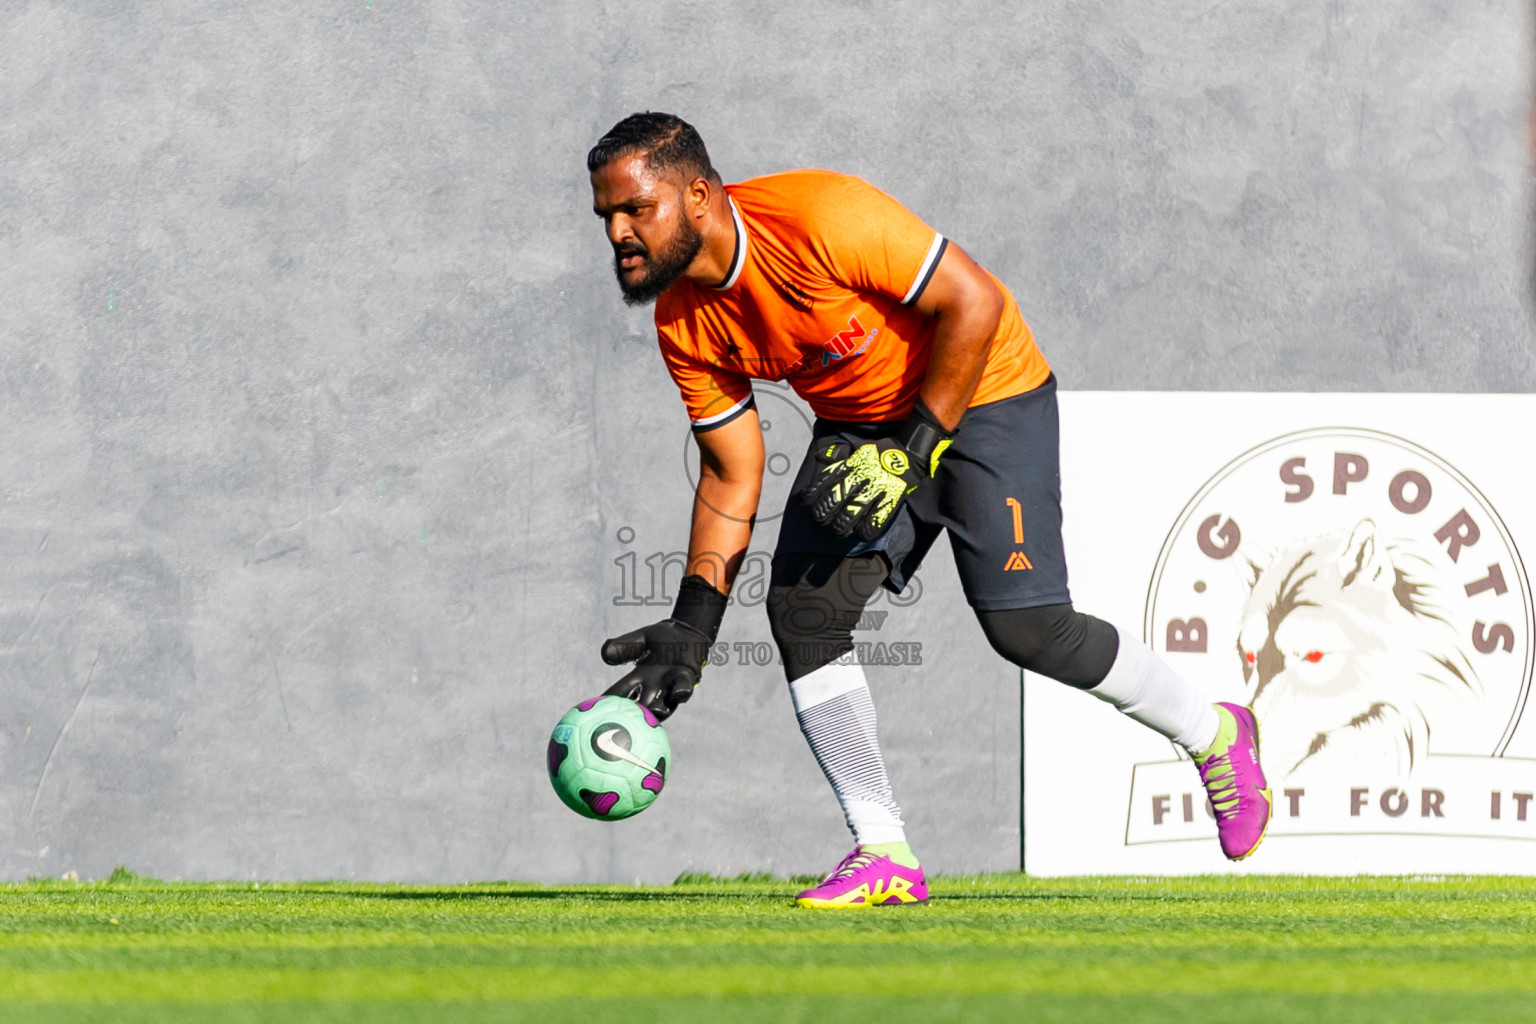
{"left": 594, "top": 729, "right": 660, "bottom": 775}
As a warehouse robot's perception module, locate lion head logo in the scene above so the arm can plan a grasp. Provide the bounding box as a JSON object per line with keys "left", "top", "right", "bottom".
{"left": 1238, "top": 518, "right": 1481, "bottom": 781}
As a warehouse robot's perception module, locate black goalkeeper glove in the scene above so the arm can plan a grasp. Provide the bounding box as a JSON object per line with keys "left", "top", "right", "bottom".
{"left": 800, "top": 398, "right": 954, "bottom": 541}
{"left": 601, "top": 574, "right": 727, "bottom": 721}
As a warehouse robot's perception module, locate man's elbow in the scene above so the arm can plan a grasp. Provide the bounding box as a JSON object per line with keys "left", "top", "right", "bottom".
{"left": 965, "top": 274, "right": 1005, "bottom": 336}
{"left": 699, "top": 451, "right": 765, "bottom": 490}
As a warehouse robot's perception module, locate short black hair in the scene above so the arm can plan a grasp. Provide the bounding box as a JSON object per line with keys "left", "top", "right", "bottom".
{"left": 587, "top": 112, "right": 719, "bottom": 184}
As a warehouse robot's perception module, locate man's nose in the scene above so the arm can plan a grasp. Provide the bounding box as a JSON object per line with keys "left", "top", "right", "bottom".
{"left": 606, "top": 215, "right": 633, "bottom": 247}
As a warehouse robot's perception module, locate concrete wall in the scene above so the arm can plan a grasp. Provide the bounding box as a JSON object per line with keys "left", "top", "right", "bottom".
{"left": 0, "top": 0, "right": 1529, "bottom": 882}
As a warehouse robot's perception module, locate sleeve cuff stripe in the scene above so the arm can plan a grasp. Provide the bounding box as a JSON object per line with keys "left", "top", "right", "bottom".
{"left": 901, "top": 233, "right": 948, "bottom": 306}
{"left": 691, "top": 394, "right": 756, "bottom": 432}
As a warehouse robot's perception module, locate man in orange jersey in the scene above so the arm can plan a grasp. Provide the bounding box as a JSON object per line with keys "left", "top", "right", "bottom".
{"left": 587, "top": 113, "right": 1271, "bottom": 906}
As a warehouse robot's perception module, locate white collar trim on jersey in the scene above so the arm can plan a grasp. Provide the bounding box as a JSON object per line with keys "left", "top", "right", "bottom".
{"left": 712, "top": 197, "right": 749, "bottom": 291}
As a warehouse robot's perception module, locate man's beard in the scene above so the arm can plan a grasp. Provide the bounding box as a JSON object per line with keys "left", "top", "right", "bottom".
{"left": 613, "top": 218, "right": 704, "bottom": 306}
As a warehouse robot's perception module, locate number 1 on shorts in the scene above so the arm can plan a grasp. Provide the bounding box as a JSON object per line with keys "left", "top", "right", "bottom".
{"left": 1005, "top": 497, "right": 1024, "bottom": 545}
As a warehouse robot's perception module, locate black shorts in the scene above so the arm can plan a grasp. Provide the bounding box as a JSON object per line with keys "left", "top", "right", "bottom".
{"left": 773, "top": 374, "right": 1071, "bottom": 611}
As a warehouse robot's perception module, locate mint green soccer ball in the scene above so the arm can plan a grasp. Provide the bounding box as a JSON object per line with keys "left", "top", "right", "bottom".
{"left": 547, "top": 696, "right": 671, "bottom": 820}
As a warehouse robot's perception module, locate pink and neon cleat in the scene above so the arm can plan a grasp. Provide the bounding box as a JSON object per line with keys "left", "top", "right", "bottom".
{"left": 795, "top": 846, "right": 929, "bottom": 909}
{"left": 1196, "top": 702, "right": 1272, "bottom": 860}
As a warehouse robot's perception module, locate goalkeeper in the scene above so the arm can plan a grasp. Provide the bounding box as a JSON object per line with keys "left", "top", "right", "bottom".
{"left": 588, "top": 112, "right": 1271, "bottom": 907}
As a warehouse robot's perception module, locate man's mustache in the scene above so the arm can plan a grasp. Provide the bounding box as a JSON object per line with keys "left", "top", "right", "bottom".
{"left": 614, "top": 243, "right": 648, "bottom": 259}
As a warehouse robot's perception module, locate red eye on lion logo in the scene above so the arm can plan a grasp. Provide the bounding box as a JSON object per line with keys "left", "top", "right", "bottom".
{"left": 1146, "top": 428, "right": 1533, "bottom": 786}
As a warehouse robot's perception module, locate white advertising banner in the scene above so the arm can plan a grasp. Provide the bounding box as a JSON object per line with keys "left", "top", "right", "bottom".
{"left": 1029, "top": 393, "right": 1536, "bottom": 875}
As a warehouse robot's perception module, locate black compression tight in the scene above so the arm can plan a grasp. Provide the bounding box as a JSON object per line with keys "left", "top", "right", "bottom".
{"left": 767, "top": 552, "right": 1120, "bottom": 689}
{"left": 975, "top": 604, "right": 1120, "bottom": 689}
{"left": 766, "top": 553, "right": 889, "bottom": 683}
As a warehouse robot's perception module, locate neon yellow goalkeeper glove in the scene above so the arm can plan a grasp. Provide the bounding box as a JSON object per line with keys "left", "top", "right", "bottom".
{"left": 801, "top": 399, "right": 953, "bottom": 541}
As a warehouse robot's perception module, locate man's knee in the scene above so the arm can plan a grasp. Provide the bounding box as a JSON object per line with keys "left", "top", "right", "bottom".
{"left": 767, "top": 553, "right": 887, "bottom": 682}
{"left": 977, "top": 603, "right": 1119, "bottom": 689}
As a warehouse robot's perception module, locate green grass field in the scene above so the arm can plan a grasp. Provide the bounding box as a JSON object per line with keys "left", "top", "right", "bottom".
{"left": 0, "top": 872, "right": 1533, "bottom": 1023}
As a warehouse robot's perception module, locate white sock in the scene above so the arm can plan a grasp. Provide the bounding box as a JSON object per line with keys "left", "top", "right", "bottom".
{"left": 1088, "top": 625, "right": 1220, "bottom": 756}
{"left": 789, "top": 660, "right": 907, "bottom": 846}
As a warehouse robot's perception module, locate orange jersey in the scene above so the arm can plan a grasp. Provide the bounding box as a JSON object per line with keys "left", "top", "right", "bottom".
{"left": 654, "top": 170, "right": 1051, "bottom": 430}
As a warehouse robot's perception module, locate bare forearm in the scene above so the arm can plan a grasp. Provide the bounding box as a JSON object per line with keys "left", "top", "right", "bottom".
{"left": 918, "top": 303, "right": 1000, "bottom": 430}
{"left": 686, "top": 469, "right": 760, "bottom": 593}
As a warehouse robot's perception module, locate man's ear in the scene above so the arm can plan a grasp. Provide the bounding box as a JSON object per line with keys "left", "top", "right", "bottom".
{"left": 685, "top": 175, "right": 713, "bottom": 219}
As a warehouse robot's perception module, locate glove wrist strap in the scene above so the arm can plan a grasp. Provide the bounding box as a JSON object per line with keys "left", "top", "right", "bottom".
{"left": 895, "top": 398, "right": 955, "bottom": 475}
{"left": 671, "top": 574, "right": 728, "bottom": 642}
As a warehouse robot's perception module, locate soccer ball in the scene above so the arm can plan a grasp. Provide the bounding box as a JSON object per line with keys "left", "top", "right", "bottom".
{"left": 547, "top": 696, "right": 671, "bottom": 820}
